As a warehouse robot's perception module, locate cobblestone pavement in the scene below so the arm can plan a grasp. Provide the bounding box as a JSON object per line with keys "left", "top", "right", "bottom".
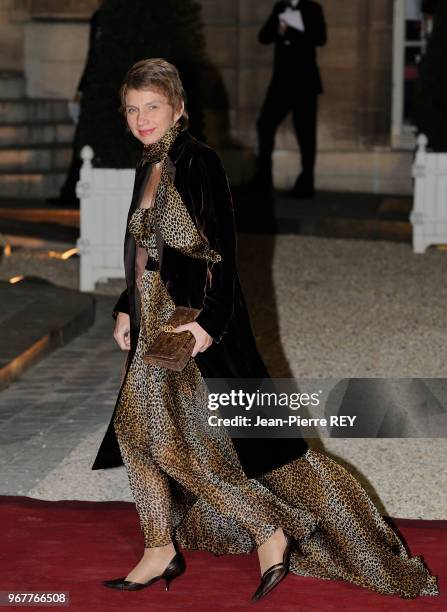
{"left": 0, "top": 235, "right": 446, "bottom": 518}
{"left": 0, "top": 295, "right": 128, "bottom": 497}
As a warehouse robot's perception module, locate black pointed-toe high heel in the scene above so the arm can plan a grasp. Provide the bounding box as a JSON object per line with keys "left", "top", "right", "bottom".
{"left": 251, "top": 532, "right": 301, "bottom": 603}
{"left": 103, "top": 551, "right": 186, "bottom": 592}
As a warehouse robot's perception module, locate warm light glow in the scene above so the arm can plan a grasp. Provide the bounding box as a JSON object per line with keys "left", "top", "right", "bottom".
{"left": 47, "top": 247, "right": 79, "bottom": 260}
{"left": 9, "top": 275, "right": 24, "bottom": 284}
{"left": 3, "top": 243, "right": 11, "bottom": 256}
{"left": 61, "top": 247, "right": 79, "bottom": 260}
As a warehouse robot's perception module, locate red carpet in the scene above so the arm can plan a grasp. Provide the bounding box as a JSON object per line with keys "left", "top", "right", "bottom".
{"left": 0, "top": 495, "right": 444, "bottom": 611}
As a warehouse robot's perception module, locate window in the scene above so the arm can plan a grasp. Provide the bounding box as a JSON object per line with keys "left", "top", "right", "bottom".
{"left": 391, "top": 0, "right": 433, "bottom": 148}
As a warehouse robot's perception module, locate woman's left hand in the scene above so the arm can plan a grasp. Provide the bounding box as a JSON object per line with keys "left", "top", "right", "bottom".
{"left": 173, "top": 322, "right": 212, "bottom": 357}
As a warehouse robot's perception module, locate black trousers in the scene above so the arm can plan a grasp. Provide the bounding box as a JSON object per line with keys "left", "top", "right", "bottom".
{"left": 58, "top": 120, "right": 83, "bottom": 206}
{"left": 256, "top": 77, "right": 318, "bottom": 188}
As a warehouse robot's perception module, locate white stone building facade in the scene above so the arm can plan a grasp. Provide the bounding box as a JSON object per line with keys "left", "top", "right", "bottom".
{"left": 0, "top": 1, "right": 426, "bottom": 197}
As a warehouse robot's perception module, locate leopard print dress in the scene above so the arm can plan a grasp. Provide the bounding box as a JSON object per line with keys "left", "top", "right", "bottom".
{"left": 112, "top": 206, "right": 439, "bottom": 600}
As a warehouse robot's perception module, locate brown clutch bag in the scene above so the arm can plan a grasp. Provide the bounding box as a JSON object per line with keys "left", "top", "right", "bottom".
{"left": 143, "top": 306, "right": 201, "bottom": 371}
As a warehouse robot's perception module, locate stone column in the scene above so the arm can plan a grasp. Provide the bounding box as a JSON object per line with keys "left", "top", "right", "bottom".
{"left": 23, "top": 0, "right": 97, "bottom": 97}
{"left": 0, "top": 0, "right": 30, "bottom": 71}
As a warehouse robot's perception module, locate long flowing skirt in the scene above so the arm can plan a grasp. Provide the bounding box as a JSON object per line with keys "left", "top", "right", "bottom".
{"left": 113, "top": 269, "right": 439, "bottom": 600}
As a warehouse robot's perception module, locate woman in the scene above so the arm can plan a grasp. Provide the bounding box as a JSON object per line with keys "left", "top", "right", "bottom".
{"left": 92, "top": 58, "right": 439, "bottom": 602}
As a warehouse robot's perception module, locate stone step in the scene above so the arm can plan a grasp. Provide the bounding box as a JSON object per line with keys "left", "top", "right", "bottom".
{"left": 0, "top": 121, "right": 75, "bottom": 146}
{"left": 0, "top": 72, "right": 26, "bottom": 99}
{"left": 0, "top": 144, "right": 72, "bottom": 172}
{"left": 0, "top": 98, "right": 70, "bottom": 124}
{"left": 0, "top": 279, "right": 95, "bottom": 390}
{"left": 0, "top": 171, "right": 66, "bottom": 198}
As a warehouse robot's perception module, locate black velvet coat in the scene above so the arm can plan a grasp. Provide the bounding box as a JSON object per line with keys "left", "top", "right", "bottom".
{"left": 91, "top": 128, "right": 308, "bottom": 477}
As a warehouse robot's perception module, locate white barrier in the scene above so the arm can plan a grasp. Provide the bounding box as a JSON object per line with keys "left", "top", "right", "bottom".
{"left": 76, "top": 146, "right": 134, "bottom": 291}
{"left": 411, "top": 134, "right": 447, "bottom": 253}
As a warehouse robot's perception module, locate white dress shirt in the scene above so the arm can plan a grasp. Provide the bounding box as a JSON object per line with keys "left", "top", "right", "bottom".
{"left": 279, "top": 0, "right": 305, "bottom": 33}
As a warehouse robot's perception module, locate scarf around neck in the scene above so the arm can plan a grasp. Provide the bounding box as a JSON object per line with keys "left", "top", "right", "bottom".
{"left": 139, "top": 122, "right": 221, "bottom": 265}
{"left": 142, "top": 121, "right": 181, "bottom": 164}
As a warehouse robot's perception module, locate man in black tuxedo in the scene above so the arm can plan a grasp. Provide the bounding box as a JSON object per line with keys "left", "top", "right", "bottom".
{"left": 251, "top": 0, "right": 327, "bottom": 198}
{"left": 49, "top": 1, "right": 103, "bottom": 207}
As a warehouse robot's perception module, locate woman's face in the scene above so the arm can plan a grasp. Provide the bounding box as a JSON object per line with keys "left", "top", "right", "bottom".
{"left": 124, "top": 87, "right": 184, "bottom": 146}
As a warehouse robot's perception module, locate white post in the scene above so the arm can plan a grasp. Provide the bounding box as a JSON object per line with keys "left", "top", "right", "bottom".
{"left": 411, "top": 134, "right": 428, "bottom": 253}
{"left": 411, "top": 134, "right": 447, "bottom": 253}
{"left": 76, "top": 146, "right": 95, "bottom": 291}
{"left": 75, "top": 146, "right": 135, "bottom": 291}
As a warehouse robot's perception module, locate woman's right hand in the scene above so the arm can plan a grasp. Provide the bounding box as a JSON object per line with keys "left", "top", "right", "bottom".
{"left": 114, "top": 312, "right": 131, "bottom": 351}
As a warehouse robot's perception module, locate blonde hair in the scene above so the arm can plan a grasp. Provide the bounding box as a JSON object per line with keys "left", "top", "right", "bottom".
{"left": 120, "top": 58, "right": 188, "bottom": 130}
